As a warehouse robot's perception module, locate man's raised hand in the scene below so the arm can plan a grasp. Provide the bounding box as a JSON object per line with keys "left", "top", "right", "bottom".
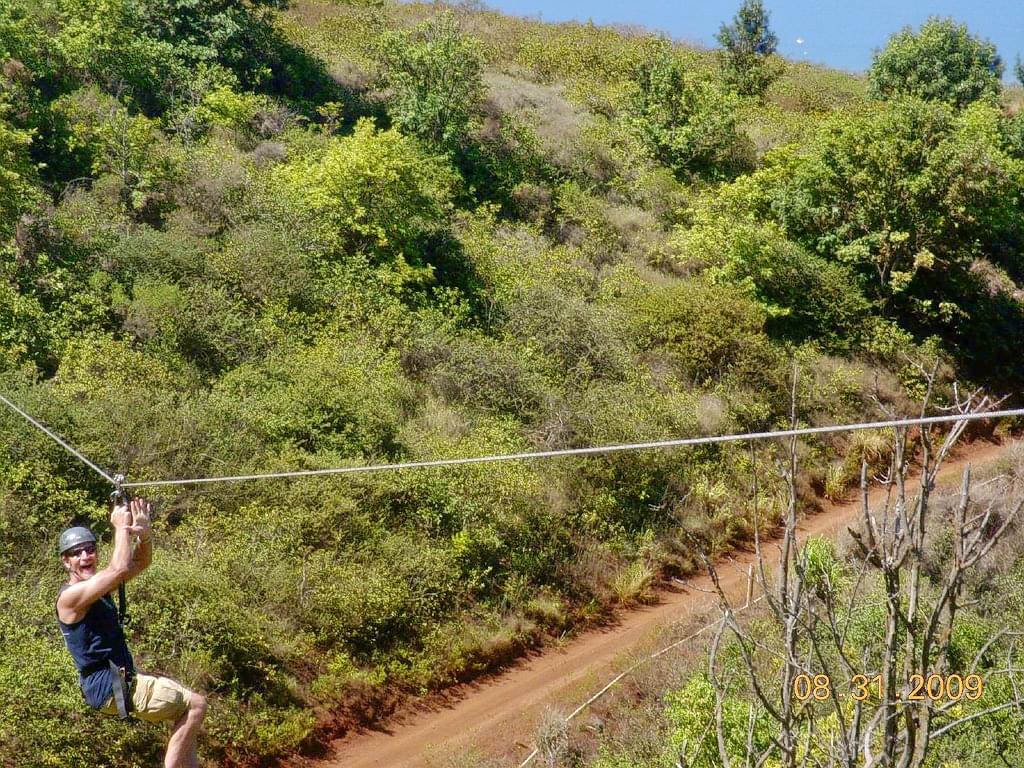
{"left": 129, "top": 497, "right": 153, "bottom": 540}
{"left": 110, "top": 503, "right": 133, "bottom": 531}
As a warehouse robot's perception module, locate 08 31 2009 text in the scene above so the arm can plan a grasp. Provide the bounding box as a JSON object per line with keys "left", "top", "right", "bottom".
{"left": 791, "top": 673, "right": 984, "bottom": 702}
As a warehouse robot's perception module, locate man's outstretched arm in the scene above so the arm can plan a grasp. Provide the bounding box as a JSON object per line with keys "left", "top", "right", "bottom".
{"left": 56, "top": 505, "right": 135, "bottom": 624}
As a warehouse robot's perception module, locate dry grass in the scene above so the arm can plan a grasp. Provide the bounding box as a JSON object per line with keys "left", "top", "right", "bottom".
{"left": 535, "top": 706, "right": 570, "bottom": 768}
{"left": 1002, "top": 83, "right": 1024, "bottom": 115}
{"left": 602, "top": 201, "right": 671, "bottom": 264}
{"left": 611, "top": 560, "right": 655, "bottom": 606}
{"left": 768, "top": 61, "right": 869, "bottom": 114}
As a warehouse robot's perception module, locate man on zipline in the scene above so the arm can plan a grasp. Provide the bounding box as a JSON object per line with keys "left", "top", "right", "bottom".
{"left": 56, "top": 497, "right": 208, "bottom": 768}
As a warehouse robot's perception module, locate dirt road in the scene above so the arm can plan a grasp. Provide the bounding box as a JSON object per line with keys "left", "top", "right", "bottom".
{"left": 313, "top": 439, "right": 1013, "bottom": 768}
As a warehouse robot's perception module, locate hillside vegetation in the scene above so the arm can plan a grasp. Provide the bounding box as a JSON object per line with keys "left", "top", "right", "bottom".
{"left": 1, "top": 2, "right": 1023, "bottom": 765}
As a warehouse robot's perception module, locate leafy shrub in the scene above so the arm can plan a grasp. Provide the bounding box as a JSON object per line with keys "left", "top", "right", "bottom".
{"left": 761, "top": 97, "right": 1024, "bottom": 352}
{"left": 429, "top": 331, "right": 551, "bottom": 419}
{"left": 52, "top": 87, "right": 180, "bottom": 218}
{"left": 768, "top": 62, "right": 868, "bottom": 114}
{"left": 269, "top": 119, "right": 458, "bottom": 267}
{"left": 675, "top": 214, "right": 870, "bottom": 350}
{"left": 52, "top": 0, "right": 187, "bottom": 115}
{"left": 0, "top": 103, "right": 39, "bottom": 239}
{"left": 375, "top": 11, "right": 485, "bottom": 151}
{"left": 0, "top": 266, "right": 49, "bottom": 370}
{"left": 614, "top": 273, "right": 770, "bottom": 386}
{"left": 211, "top": 331, "right": 413, "bottom": 458}
{"left": 626, "top": 37, "right": 751, "bottom": 179}
{"left": 800, "top": 536, "right": 844, "bottom": 598}
{"left": 665, "top": 673, "right": 775, "bottom": 768}
{"left": 868, "top": 17, "right": 1004, "bottom": 108}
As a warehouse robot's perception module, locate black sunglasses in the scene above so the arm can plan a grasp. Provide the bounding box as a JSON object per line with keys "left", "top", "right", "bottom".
{"left": 67, "top": 543, "right": 97, "bottom": 557}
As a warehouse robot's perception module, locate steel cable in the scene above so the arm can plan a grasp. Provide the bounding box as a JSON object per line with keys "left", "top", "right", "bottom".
{"left": 0, "top": 391, "right": 117, "bottom": 485}
{"left": 120, "top": 408, "right": 1024, "bottom": 489}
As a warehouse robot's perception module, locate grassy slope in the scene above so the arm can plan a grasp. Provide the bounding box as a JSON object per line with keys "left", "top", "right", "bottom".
{"left": 1, "top": 2, "right": 1020, "bottom": 767}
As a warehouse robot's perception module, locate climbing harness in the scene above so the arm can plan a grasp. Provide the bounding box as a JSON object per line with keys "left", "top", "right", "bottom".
{"left": 108, "top": 660, "right": 134, "bottom": 719}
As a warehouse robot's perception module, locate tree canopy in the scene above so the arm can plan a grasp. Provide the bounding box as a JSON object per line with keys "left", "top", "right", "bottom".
{"left": 868, "top": 17, "right": 1003, "bottom": 108}
{"left": 716, "top": 0, "right": 780, "bottom": 97}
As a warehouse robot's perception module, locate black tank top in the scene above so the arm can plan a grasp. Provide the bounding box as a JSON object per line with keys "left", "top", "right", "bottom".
{"left": 56, "top": 585, "right": 135, "bottom": 708}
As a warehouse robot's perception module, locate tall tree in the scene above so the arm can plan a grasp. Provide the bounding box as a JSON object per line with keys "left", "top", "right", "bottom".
{"left": 869, "top": 17, "right": 1003, "bottom": 108}
{"left": 716, "top": 0, "right": 780, "bottom": 98}
{"left": 627, "top": 38, "right": 749, "bottom": 179}
{"left": 374, "top": 11, "right": 484, "bottom": 153}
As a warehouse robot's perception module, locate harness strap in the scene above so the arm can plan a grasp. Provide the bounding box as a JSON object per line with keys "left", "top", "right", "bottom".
{"left": 105, "top": 474, "right": 135, "bottom": 718}
{"left": 108, "top": 660, "right": 134, "bottom": 719}
{"left": 111, "top": 476, "right": 131, "bottom": 629}
{"left": 117, "top": 582, "right": 130, "bottom": 628}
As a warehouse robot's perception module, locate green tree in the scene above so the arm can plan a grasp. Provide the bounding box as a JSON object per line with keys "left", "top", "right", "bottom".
{"left": 868, "top": 17, "right": 1003, "bottom": 108}
{"left": 270, "top": 118, "right": 457, "bottom": 266}
{"left": 52, "top": 87, "right": 178, "bottom": 216}
{"left": 627, "top": 38, "right": 749, "bottom": 179}
{"left": 765, "top": 99, "right": 1023, "bottom": 313}
{"left": 374, "top": 11, "right": 485, "bottom": 152}
{"left": 716, "top": 0, "right": 780, "bottom": 97}
{"left": 0, "top": 105, "right": 38, "bottom": 240}
{"left": 132, "top": 0, "right": 287, "bottom": 78}
{"left": 54, "top": 0, "right": 185, "bottom": 113}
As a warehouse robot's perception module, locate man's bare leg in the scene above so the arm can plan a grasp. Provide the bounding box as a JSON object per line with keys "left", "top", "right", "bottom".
{"left": 164, "top": 694, "right": 208, "bottom": 768}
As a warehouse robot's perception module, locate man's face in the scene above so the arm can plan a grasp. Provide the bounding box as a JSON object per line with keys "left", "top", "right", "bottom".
{"left": 62, "top": 542, "right": 98, "bottom": 581}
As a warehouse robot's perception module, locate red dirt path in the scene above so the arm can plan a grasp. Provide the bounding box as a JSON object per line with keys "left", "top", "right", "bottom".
{"left": 306, "top": 438, "right": 1013, "bottom": 768}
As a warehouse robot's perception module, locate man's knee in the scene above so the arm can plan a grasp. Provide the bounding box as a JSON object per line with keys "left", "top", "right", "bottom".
{"left": 189, "top": 693, "right": 208, "bottom": 721}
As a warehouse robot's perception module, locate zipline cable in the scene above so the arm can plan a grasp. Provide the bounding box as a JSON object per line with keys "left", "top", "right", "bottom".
{"left": 0, "top": 391, "right": 117, "bottom": 485}
{"left": 121, "top": 408, "right": 1024, "bottom": 490}
{"left": 3, "top": 386, "right": 1022, "bottom": 491}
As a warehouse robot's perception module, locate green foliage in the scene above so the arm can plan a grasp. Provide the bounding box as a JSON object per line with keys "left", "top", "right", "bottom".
{"left": 675, "top": 212, "right": 870, "bottom": 350}
{"left": 767, "top": 63, "right": 868, "bottom": 115}
{"left": 765, "top": 98, "right": 1024, "bottom": 336}
{"left": 48, "top": 0, "right": 291, "bottom": 116}
{"left": 800, "top": 536, "right": 844, "bottom": 598}
{"left": 375, "top": 11, "right": 485, "bottom": 152}
{"left": 52, "top": 87, "right": 179, "bottom": 216}
{"left": 665, "top": 674, "right": 775, "bottom": 767}
{"left": 716, "top": 0, "right": 780, "bottom": 98}
{"left": 211, "top": 331, "right": 412, "bottom": 457}
{"left": 269, "top": 118, "right": 457, "bottom": 266}
{"left": 868, "top": 17, "right": 1004, "bottom": 108}
{"left": 515, "top": 21, "right": 650, "bottom": 85}
{"left": 626, "top": 38, "right": 750, "bottom": 179}
{"left": 194, "top": 84, "right": 279, "bottom": 139}
{"left": 615, "top": 273, "right": 771, "bottom": 386}
{"left": 52, "top": 0, "right": 188, "bottom": 115}
{"left": 0, "top": 264, "right": 49, "bottom": 370}
{"left": 130, "top": 0, "right": 287, "bottom": 82}
{"left": 0, "top": 104, "right": 39, "bottom": 239}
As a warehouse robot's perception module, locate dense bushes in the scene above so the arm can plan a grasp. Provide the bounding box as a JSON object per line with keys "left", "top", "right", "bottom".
{"left": 626, "top": 38, "right": 751, "bottom": 179}
{"left": 2, "top": 2, "right": 1024, "bottom": 766}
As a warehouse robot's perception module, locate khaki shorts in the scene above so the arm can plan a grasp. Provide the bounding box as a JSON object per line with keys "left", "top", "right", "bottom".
{"left": 100, "top": 674, "right": 193, "bottom": 724}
